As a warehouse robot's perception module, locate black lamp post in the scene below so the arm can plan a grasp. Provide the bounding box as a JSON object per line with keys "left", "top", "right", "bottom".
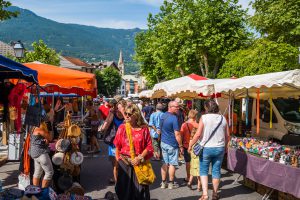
{"left": 12, "top": 40, "right": 25, "bottom": 59}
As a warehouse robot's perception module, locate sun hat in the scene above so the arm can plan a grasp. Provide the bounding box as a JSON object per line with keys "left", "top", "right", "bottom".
{"left": 56, "top": 139, "right": 70, "bottom": 152}
{"left": 70, "top": 152, "right": 84, "bottom": 165}
{"left": 67, "top": 124, "right": 81, "bottom": 137}
{"left": 52, "top": 152, "right": 65, "bottom": 166}
{"left": 66, "top": 182, "right": 84, "bottom": 196}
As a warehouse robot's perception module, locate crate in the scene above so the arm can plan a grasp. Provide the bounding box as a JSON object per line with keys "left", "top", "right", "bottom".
{"left": 243, "top": 177, "right": 256, "bottom": 190}
{"left": 278, "top": 192, "right": 300, "bottom": 200}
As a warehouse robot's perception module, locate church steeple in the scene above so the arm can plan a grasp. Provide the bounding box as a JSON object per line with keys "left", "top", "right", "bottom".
{"left": 118, "top": 50, "right": 124, "bottom": 76}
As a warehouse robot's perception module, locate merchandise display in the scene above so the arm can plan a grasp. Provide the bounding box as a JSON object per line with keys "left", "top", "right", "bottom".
{"left": 229, "top": 136, "right": 300, "bottom": 168}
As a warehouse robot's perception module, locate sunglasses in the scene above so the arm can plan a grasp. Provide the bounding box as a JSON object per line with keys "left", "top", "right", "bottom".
{"left": 125, "top": 112, "right": 133, "bottom": 117}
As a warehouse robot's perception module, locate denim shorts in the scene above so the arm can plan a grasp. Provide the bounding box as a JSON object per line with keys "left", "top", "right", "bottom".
{"left": 200, "top": 147, "right": 225, "bottom": 179}
{"left": 161, "top": 142, "right": 179, "bottom": 166}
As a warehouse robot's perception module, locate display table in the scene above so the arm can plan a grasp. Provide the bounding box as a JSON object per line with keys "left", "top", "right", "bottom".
{"left": 227, "top": 148, "right": 300, "bottom": 198}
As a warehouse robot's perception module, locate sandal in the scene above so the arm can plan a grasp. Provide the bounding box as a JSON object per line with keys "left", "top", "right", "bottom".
{"left": 197, "top": 187, "right": 201, "bottom": 192}
{"left": 187, "top": 183, "right": 192, "bottom": 190}
{"left": 199, "top": 195, "right": 209, "bottom": 200}
{"left": 212, "top": 193, "right": 219, "bottom": 200}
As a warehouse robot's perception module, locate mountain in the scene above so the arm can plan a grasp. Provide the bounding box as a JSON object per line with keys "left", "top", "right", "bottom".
{"left": 0, "top": 6, "right": 141, "bottom": 73}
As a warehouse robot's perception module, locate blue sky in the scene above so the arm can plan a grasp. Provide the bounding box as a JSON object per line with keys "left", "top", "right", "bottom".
{"left": 10, "top": 0, "right": 252, "bottom": 29}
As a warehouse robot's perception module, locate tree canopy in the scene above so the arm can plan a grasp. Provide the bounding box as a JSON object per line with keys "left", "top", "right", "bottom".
{"left": 21, "top": 40, "right": 60, "bottom": 66}
{"left": 0, "top": 0, "right": 18, "bottom": 21}
{"left": 95, "top": 67, "right": 122, "bottom": 97}
{"left": 134, "top": 0, "right": 251, "bottom": 86}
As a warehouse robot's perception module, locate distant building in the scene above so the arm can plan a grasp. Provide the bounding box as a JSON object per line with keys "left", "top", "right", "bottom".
{"left": 91, "top": 61, "right": 120, "bottom": 72}
{"left": 60, "top": 55, "right": 95, "bottom": 73}
{"left": 0, "top": 41, "right": 14, "bottom": 56}
{"left": 118, "top": 50, "right": 125, "bottom": 76}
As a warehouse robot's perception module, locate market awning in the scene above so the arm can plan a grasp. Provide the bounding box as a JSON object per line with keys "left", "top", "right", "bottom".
{"left": 214, "top": 69, "right": 300, "bottom": 99}
{"left": 0, "top": 55, "right": 38, "bottom": 83}
{"left": 152, "top": 74, "right": 208, "bottom": 99}
{"left": 139, "top": 90, "right": 153, "bottom": 98}
{"left": 23, "top": 62, "right": 97, "bottom": 97}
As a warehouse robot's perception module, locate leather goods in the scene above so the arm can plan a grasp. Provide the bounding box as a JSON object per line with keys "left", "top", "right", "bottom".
{"left": 193, "top": 115, "right": 223, "bottom": 157}
{"left": 9, "top": 106, "right": 17, "bottom": 120}
{"left": 67, "top": 124, "right": 81, "bottom": 137}
{"left": 125, "top": 122, "right": 156, "bottom": 185}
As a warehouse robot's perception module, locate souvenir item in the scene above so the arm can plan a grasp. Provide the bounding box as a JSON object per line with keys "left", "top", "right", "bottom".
{"left": 70, "top": 152, "right": 84, "bottom": 166}
{"left": 285, "top": 154, "right": 291, "bottom": 165}
{"left": 9, "top": 106, "right": 18, "bottom": 120}
{"left": 60, "top": 139, "right": 71, "bottom": 152}
{"left": 52, "top": 152, "right": 65, "bottom": 166}
{"left": 68, "top": 124, "right": 81, "bottom": 137}
{"left": 66, "top": 182, "right": 84, "bottom": 196}
{"left": 279, "top": 155, "right": 286, "bottom": 164}
{"left": 24, "top": 185, "right": 41, "bottom": 195}
{"left": 57, "top": 173, "right": 73, "bottom": 191}
{"left": 55, "top": 139, "right": 63, "bottom": 152}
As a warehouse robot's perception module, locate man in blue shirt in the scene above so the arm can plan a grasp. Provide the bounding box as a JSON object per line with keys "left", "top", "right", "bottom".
{"left": 160, "top": 101, "right": 183, "bottom": 189}
{"left": 148, "top": 103, "right": 164, "bottom": 160}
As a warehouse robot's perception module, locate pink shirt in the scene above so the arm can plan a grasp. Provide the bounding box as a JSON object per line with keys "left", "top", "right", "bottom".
{"left": 114, "top": 124, "right": 153, "bottom": 160}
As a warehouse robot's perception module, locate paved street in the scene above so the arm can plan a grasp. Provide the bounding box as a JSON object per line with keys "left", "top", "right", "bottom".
{"left": 0, "top": 141, "right": 263, "bottom": 200}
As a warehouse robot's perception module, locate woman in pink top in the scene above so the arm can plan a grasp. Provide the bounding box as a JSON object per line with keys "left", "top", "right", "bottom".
{"left": 114, "top": 104, "right": 153, "bottom": 200}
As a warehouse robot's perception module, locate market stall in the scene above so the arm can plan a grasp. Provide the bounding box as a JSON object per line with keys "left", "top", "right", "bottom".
{"left": 139, "top": 89, "right": 153, "bottom": 99}
{"left": 23, "top": 62, "right": 97, "bottom": 98}
{"left": 212, "top": 70, "right": 300, "bottom": 199}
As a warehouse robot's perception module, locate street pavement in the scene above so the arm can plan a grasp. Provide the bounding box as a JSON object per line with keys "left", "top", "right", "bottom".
{"left": 0, "top": 141, "right": 263, "bottom": 200}
{"left": 82, "top": 142, "right": 263, "bottom": 200}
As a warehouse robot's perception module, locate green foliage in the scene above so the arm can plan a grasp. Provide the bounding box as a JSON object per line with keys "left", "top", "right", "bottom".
{"left": 21, "top": 40, "right": 60, "bottom": 66}
{"left": 95, "top": 67, "right": 122, "bottom": 97}
{"left": 134, "top": 0, "right": 251, "bottom": 86}
{"left": 218, "top": 39, "right": 300, "bottom": 78}
{"left": 250, "top": 0, "right": 300, "bottom": 46}
{"left": 0, "top": 0, "right": 18, "bottom": 20}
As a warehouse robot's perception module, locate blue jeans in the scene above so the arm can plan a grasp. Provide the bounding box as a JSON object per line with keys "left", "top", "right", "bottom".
{"left": 200, "top": 147, "right": 225, "bottom": 179}
{"left": 161, "top": 142, "right": 179, "bottom": 166}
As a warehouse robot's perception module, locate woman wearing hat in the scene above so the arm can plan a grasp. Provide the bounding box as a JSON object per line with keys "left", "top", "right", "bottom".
{"left": 30, "top": 119, "right": 54, "bottom": 188}
{"left": 114, "top": 104, "right": 154, "bottom": 200}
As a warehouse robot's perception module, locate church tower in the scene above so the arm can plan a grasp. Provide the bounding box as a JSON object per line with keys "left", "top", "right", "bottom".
{"left": 118, "top": 50, "right": 125, "bottom": 76}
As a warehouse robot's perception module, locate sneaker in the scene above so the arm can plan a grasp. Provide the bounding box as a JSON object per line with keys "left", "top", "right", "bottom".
{"left": 168, "top": 181, "right": 179, "bottom": 189}
{"left": 160, "top": 181, "right": 167, "bottom": 189}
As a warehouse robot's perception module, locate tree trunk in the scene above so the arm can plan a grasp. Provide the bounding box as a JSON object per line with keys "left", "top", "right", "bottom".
{"left": 203, "top": 52, "right": 209, "bottom": 77}
{"left": 176, "top": 66, "right": 185, "bottom": 76}
{"left": 199, "top": 61, "right": 205, "bottom": 77}
{"left": 213, "top": 60, "right": 219, "bottom": 78}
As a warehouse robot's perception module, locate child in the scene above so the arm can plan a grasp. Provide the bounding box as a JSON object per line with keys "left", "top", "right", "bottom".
{"left": 188, "top": 128, "right": 201, "bottom": 191}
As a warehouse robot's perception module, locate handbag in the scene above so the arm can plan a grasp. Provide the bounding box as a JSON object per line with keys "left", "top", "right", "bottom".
{"left": 193, "top": 115, "right": 223, "bottom": 158}
{"left": 104, "top": 123, "right": 116, "bottom": 145}
{"left": 125, "top": 122, "right": 156, "bottom": 185}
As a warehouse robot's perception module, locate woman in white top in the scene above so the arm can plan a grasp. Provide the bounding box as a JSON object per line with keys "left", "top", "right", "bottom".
{"left": 188, "top": 99, "right": 229, "bottom": 200}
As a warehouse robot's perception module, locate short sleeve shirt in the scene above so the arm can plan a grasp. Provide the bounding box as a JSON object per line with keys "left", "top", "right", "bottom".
{"left": 160, "top": 112, "right": 180, "bottom": 148}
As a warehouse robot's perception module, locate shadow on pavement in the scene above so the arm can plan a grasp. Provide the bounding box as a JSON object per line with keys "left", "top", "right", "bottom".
{"left": 219, "top": 184, "right": 254, "bottom": 199}
{"left": 172, "top": 196, "right": 199, "bottom": 200}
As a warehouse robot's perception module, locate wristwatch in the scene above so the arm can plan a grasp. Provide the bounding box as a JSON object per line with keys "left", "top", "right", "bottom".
{"left": 138, "top": 154, "right": 144, "bottom": 163}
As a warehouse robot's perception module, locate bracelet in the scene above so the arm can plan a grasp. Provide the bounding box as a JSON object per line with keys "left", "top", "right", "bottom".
{"left": 138, "top": 154, "right": 144, "bottom": 162}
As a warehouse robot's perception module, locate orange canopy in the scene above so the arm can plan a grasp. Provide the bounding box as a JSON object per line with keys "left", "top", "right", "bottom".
{"left": 23, "top": 62, "right": 97, "bottom": 97}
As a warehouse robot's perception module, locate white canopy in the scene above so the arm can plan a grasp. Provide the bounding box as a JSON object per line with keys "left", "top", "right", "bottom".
{"left": 215, "top": 69, "right": 300, "bottom": 99}
{"left": 152, "top": 74, "right": 208, "bottom": 99}
{"left": 139, "top": 90, "right": 153, "bottom": 98}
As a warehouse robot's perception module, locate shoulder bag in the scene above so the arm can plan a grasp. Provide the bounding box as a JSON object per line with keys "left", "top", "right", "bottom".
{"left": 193, "top": 115, "right": 223, "bottom": 158}
{"left": 125, "top": 122, "right": 156, "bottom": 185}
{"left": 25, "top": 87, "right": 42, "bottom": 127}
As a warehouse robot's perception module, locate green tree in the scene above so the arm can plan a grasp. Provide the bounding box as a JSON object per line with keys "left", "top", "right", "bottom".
{"left": 21, "top": 40, "right": 60, "bottom": 65}
{"left": 0, "top": 0, "right": 18, "bottom": 20}
{"left": 135, "top": 0, "right": 251, "bottom": 86}
{"left": 249, "top": 0, "right": 300, "bottom": 46}
{"left": 218, "top": 38, "right": 300, "bottom": 78}
{"left": 95, "top": 67, "right": 122, "bottom": 97}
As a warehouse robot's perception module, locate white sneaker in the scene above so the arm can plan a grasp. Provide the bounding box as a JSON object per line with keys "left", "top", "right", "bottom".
{"left": 168, "top": 182, "right": 179, "bottom": 189}
{"left": 160, "top": 181, "right": 167, "bottom": 189}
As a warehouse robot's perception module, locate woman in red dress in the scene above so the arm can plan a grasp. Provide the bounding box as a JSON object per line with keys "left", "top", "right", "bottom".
{"left": 114, "top": 104, "right": 154, "bottom": 200}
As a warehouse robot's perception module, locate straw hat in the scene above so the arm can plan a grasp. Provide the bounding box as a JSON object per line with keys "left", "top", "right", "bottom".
{"left": 66, "top": 182, "right": 84, "bottom": 196}
{"left": 67, "top": 124, "right": 81, "bottom": 137}
{"left": 56, "top": 139, "right": 70, "bottom": 152}
{"left": 70, "top": 152, "right": 84, "bottom": 165}
{"left": 52, "top": 152, "right": 65, "bottom": 166}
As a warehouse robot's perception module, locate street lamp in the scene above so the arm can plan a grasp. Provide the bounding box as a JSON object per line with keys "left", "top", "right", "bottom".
{"left": 12, "top": 40, "right": 25, "bottom": 59}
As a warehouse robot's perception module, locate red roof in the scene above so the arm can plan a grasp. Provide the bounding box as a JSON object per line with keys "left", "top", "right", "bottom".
{"left": 188, "top": 73, "right": 208, "bottom": 80}
{"left": 63, "top": 56, "right": 91, "bottom": 67}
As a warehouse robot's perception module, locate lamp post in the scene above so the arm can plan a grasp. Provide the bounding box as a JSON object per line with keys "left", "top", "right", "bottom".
{"left": 12, "top": 40, "right": 25, "bottom": 59}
